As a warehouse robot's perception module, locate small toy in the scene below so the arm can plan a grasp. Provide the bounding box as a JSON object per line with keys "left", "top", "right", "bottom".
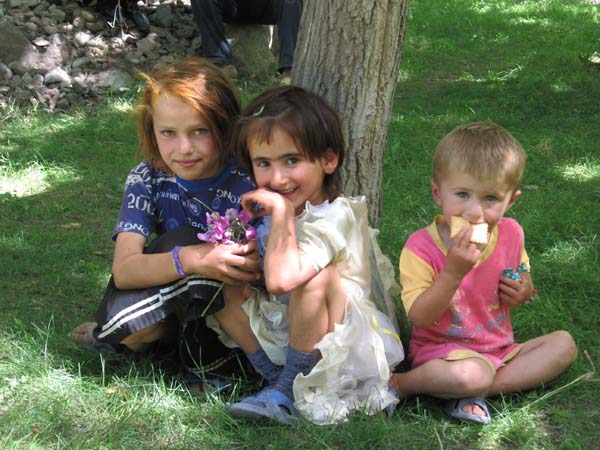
{"left": 502, "top": 263, "right": 538, "bottom": 298}
{"left": 501, "top": 262, "right": 529, "bottom": 281}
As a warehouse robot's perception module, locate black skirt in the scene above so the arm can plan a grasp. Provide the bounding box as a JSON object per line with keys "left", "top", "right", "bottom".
{"left": 93, "top": 225, "right": 245, "bottom": 377}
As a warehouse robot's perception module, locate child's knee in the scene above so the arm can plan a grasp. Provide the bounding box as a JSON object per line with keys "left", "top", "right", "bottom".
{"left": 449, "top": 358, "right": 494, "bottom": 394}
{"left": 303, "top": 265, "right": 337, "bottom": 292}
{"left": 552, "top": 330, "right": 578, "bottom": 364}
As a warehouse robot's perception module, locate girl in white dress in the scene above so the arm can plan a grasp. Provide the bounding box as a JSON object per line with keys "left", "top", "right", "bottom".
{"left": 211, "top": 86, "right": 404, "bottom": 424}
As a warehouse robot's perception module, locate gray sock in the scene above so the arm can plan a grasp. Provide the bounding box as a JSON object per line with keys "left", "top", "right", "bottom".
{"left": 247, "top": 347, "right": 282, "bottom": 385}
{"left": 273, "top": 347, "right": 319, "bottom": 400}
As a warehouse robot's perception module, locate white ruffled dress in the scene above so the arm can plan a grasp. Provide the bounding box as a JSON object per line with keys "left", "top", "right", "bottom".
{"left": 210, "top": 196, "right": 404, "bottom": 425}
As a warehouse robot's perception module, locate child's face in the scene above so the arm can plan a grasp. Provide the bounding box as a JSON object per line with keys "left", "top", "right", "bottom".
{"left": 248, "top": 125, "right": 338, "bottom": 215}
{"left": 152, "top": 93, "right": 221, "bottom": 180}
{"left": 432, "top": 171, "right": 521, "bottom": 238}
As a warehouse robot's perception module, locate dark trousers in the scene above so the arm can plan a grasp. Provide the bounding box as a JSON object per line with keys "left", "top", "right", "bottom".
{"left": 191, "top": 0, "right": 303, "bottom": 71}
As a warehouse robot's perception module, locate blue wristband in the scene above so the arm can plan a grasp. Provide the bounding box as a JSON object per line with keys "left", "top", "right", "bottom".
{"left": 171, "top": 246, "right": 187, "bottom": 278}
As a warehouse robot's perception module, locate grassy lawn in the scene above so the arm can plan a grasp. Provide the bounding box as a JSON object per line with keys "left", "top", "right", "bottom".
{"left": 1, "top": 0, "right": 599, "bottom": 448}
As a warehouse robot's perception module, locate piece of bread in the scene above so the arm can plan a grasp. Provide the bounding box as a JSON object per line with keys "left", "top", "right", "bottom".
{"left": 450, "top": 216, "right": 489, "bottom": 244}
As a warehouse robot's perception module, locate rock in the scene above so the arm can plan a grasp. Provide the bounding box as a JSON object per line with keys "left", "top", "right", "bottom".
{"left": 48, "top": 8, "right": 66, "bottom": 23}
{"left": 79, "top": 8, "right": 96, "bottom": 23}
{"left": 74, "top": 30, "right": 93, "bottom": 47}
{"left": 37, "top": 33, "right": 70, "bottom": 71}
{"left": 42, "top": 24, "right": 59, "bottom": 34}
{"left": 0, "top": 19, "right": 36, "bottom": 64}
{"left": 0, "top": 62, "right": 13, "bottom": 81}
{"left": 29, "top": 73, "right": 44, "bottom": 88}
{"left": 9, "top": 74, "right": 22, "bottom": 88}
{"left": 87, "top": 19, "right": 105, "bottom": 33}
{"left": 8, "top": 0, "right": 25, "bottom": 8}
{"left": 24, "top": 21, "right": 37, "bottom": 32}
{"left": 150, "top": 4, "right": 175, "bottom": 28}
{"left": 71, "top": 56, "right": 91, "bottom": 69}
{"left": 96, "top": 68, "right": 133, "bottom": 91}
{"left": 228, "top": 24, "right": 276, "bottom": 80}
{"left": 136, "top": 32, "right": 160, "bottom": 57}
{"left": 32, "top": 36, "right": 50, "bottom": 47}
{"left": 71, "top": 73, "right": 87, "bottom": 93}
{"left": 45, "top": 66, "right": 71, "bottom": 86}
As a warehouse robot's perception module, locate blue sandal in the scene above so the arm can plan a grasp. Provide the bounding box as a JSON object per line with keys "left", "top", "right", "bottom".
{"left": 444, "top": 396, "right": 491, "bottom": 425}
{"left": 228, "top": 387, "right": 298, "bottom": 424}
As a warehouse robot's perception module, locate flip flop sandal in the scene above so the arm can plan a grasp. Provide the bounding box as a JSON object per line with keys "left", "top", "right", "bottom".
{"left": 228, "top": 387, "right": 298, "bottom": 424}
{"left": 444, "top": 396, "right": 492, "bottom": 425}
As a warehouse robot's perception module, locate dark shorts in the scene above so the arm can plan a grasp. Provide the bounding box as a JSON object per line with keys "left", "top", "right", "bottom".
{"left": 93, "top": 226, "right": 246, "bottom": 378}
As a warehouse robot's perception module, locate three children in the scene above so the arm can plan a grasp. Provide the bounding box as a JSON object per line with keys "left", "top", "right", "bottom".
{"left": 74, "top": 56, "right": 577, "bottom": 426}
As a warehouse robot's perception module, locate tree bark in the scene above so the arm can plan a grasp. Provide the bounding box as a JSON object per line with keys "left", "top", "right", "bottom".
{"left": 293, "top": 0, "right": 410, "bottom": 225}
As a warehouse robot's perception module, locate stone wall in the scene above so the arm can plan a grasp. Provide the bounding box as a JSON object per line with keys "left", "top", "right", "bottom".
{"left": 0, "top": 0, "right": 276, "bottom": 111}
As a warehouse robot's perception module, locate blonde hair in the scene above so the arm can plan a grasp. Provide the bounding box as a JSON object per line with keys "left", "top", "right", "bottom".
{"left": 135, "top": 57, "right": 240, "bottom": 166}
{"left": 433, "top": 121, "right": 526, "bottom": 191}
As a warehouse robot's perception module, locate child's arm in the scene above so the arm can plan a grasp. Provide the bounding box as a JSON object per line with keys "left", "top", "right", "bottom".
{"left": 499, "top": 272, "right": 534, "bottom": 307}
{"left": 241, "top": 188, "right": 317, "bottom": 295}
{"left": 112, "top": 232, "right": 261, "bottom": 289}
{"left": 408, "top": 227, "right": 481, "bottom": 327}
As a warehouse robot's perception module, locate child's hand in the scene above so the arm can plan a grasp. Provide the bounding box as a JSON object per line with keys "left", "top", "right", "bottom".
{"left": 241, "top": 188, "right": 292, "bottom": 218}
{"left": 443, "top": 227, "right": 481, "bottom": 280}
{"left": 499, "top": 272, "right": 534, "bottom": 307}
{"left": 181, "top": 240, "right": 261, "bottom": 285}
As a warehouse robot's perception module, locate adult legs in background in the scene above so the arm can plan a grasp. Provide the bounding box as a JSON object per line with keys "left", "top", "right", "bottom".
{"left": 190, "top": 0, "right": 303, "bottom": 72}
{"left": 274, "top": 0, "right": 303, "bottom": 74}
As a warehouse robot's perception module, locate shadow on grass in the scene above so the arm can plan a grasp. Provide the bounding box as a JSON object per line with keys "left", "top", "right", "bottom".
{"left": 1, "top": 99, "right": 139, "bottom": 332}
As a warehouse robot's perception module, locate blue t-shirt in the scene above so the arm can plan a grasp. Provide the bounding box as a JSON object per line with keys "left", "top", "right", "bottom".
{"left": 113, "top": 158, "right": 255, "bottom": 241}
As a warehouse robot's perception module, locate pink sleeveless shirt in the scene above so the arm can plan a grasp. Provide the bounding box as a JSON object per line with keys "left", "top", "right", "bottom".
{"left": 401, "top": 217, "right": 527, "bottom": 362}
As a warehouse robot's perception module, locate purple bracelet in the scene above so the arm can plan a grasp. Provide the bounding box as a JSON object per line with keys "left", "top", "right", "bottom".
{"left": 171, "top": 246, "right": 187, "bottom": 278}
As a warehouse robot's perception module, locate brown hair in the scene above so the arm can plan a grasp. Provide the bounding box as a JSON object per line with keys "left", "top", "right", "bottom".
{"left": 231, "top": 86, "right": 345, "bottom": 200}
{"left": 433, "top": 121, "right": 526, "bottom": 191}
{"left": 135, "top": 57, "right": 240, "bottom": 166}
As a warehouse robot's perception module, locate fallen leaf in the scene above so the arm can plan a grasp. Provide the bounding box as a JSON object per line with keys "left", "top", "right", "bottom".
{"left": 61, "top": 222, "right": 81, "bottom": 229}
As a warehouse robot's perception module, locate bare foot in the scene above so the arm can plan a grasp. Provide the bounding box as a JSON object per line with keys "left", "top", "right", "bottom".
{"left": 71, "top": 322, "right": 97, "bottom": 346}
{"left": 461, "top": 401, "right": 486, "bottom": 417}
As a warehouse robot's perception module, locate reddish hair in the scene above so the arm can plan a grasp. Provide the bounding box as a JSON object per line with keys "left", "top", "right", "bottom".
{"left": 135, "top": 57, "right": 241, "bottom": 166}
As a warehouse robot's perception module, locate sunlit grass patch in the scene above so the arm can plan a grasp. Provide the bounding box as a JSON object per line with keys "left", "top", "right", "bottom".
{"left": 560, "top": 160, "right": 600, "bottom": 182}
{"left": 475, "top": 406, "right": 551, "bottom": 450}
{"left": 109, "top": 97, "right": 136, "bottom": 114}
{"left": 0, "top": 323, "right": 219, "bottom": 449}
{"left": 0, "top": 160, "right": 78, "bottom": 197}
{"left": 538, "top": 237, "right": 594, "bottom": 265}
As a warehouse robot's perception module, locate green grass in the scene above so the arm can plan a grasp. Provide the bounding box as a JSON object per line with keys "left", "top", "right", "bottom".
{"left": 2, "top": 0, "right": 599, "bottom": 448}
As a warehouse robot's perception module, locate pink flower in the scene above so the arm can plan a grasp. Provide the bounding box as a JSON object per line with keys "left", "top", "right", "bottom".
{"left": 197, "top": 208, "right": 257, "bottom": 244}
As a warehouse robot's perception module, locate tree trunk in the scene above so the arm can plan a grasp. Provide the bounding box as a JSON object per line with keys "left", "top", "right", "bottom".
{"left": 293, "top": 0, "right": 410, "bottom": 225}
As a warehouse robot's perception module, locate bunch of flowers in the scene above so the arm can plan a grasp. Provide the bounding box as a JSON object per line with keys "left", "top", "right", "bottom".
{"left": 197, "top": 208, "right": 257, "bottom": 244}
{"left": 196, "top": 208, "right": 257, "bottom": 317}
